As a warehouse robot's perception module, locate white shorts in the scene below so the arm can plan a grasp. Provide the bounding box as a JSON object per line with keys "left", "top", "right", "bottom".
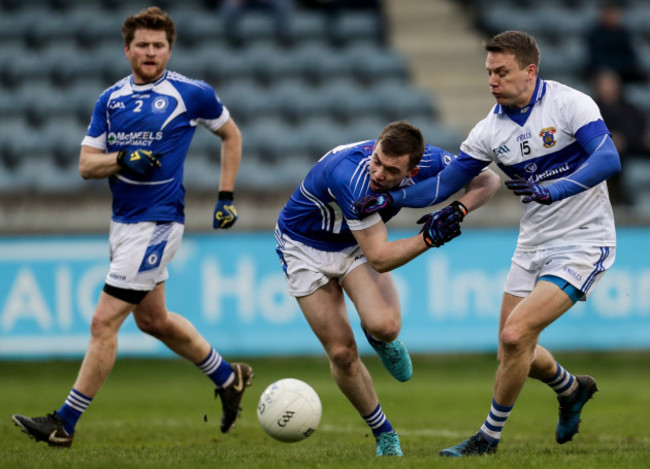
{"left": 504, "top": 244, "right": 615, "bottom": 300}
{"left": 106, "top": 220, "right": 184, "bottom": 291}
{"left": 275, "top": 230, "right": 367, "bottom": 297}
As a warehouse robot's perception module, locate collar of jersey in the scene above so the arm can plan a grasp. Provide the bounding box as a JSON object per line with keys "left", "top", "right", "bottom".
{"left": 494, "top": 76, "right": 546, "bottom": 115}
{"left": 130, "top": 70, "right": 168, "bottom": 91}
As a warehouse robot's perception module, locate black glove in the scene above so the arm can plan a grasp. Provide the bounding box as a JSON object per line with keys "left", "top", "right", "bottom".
{"left": 505, "top": 177, "right": 552, "bottom": 204}
{"left": 416, "top": 201, "right": 467, "bottom": 248}
{"left": 213, "top": 191, "right": 238, "bottom": 229}
{"left": 117, "top": 149, "right": 162, "bottom": 176}
{"left": 353, "top": 193, "right": 393, "bottom": 219}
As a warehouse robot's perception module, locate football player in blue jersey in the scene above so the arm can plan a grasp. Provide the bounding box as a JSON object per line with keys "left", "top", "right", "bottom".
{"left": 12, "top": 7, "right": 253, "bottom": 448}
{"left": 355, "top": 31, "right": 621, "bottom": 456}
{"left": 275, "top": 121, "right": 501, "bottom": 456}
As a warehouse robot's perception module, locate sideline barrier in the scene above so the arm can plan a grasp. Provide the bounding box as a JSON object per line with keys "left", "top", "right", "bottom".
{"left": 1, "top": 228, "right": 648, "bottom": 358}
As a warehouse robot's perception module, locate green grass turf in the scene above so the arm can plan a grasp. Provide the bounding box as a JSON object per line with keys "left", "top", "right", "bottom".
{"left": 1, "top": 352, "right": 648, "bottom": 468}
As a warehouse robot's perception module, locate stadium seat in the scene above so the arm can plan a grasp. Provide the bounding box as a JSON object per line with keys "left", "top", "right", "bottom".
{"left": 417, "top": 122, "right": 464, "bottom": 153}
{"left": 370, "top": 82, "right": 436, "bottom": 123}
{"left": 18, "top": 82, "right": 70, "bottom": 127}
{"left": 341, "top": 115, "right": 386, "bottom": 143}
{"left": 40, "top": 117, "right": 86, "bottom": 167}
{"left": 327, "top": 81, "right": 383, "bottom": 121}
{"left": 537, "top": 37, "right": 587, "bottom": 76}
{"left": 285, "top": 10, "right": 329, "bottom": 44}
{"left": 244, "top": 118, "right": 305, "bottom": 161}
{"left": 299, "top": 44, "right": 356, "bottom": 84}
{"left": 187, "top": 126, "right": 219, "bottom": 162}
{"left": 166, "top": 6, "right": 224, "bottom": 47}
{"left": 183, "top": 152, "right": 221, "bottom": 191}
{"left": 347, "top": 47, "right": 409, "bottom": 85}
{"left": 218, "top": 79, "right": 279, "bottom": 124}
{"left": 65, "top": 79, "right": 104, "bottom": 123}
{"left": 293, "top": 116, "right": 343, "bottom": 157}
{"left": 276, "top": 81, "right": 336, "bottom": 123}
{"left": 203, "top": 47, "right": 259, "bottom": 85}
{"left": 329, "top": 10, "right": 384, "bottom": 46}
{"left": 2, "top": 125, "right": 46, "bottom": 173}
{"left": 237, "top": 11, "right": 279, "bottom": 44}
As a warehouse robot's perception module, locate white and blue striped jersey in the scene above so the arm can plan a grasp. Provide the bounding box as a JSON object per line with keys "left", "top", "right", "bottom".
{"left": 459, "top": 79, "right": 616, "bottom": 249}
{"left": 277, "top": 140, "right": 454, "bottom": 252}
{"left": 81, "top": 70, "right": 230, "bottom": 224}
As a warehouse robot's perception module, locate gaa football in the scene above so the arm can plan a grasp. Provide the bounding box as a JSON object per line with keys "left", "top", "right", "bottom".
{"left": 257, "top": 378, "right": 322, "bottom": 442}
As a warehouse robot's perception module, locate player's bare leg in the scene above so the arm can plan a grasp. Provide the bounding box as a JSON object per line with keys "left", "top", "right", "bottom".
{"left": 298, "top": 280, "right": 402, "bottom": 456}
{"left": 12, "top": 291, "right": 134, "bottom": 447}
{"left": 441, "top": 282, "right": 574, "bottom": 457}
{"left": 495, "top": 283, "right": 573, "bottom": 405}
{"left": 73, "top": 292, "right": 135, "bottom": 396}
{"left": 134, "top": 283, "right": 253, "bottom": 433}
{"left": 133, "top": 283, "right": 211, "bottom": 362}
{"left": 344, "top": 265, "right": 412, "bottom": 382}
{"left": 298, "top": 280, "right": 378, "bottom": 415}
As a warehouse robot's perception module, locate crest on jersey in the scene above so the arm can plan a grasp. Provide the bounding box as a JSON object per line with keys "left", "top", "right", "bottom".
{"left": 539, "top": 127, "right": 557, "bottom": 148}
{"left": 152, "top": 97, "right": 169, "bottom": 113}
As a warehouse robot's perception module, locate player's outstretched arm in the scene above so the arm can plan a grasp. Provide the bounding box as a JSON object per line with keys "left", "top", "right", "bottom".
{"left": 354, "top": 161, "right": 483, "bottom": 219}
{"left": 212, "top": 118, "right": 242, "bottom": 229}
{"left": 505, "top": 134, "right": 620, "bottom": 204}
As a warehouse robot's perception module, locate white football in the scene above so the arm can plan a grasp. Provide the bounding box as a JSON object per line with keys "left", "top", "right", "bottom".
{"left": 257, "top": 378, "right": 322, "bottom": 442}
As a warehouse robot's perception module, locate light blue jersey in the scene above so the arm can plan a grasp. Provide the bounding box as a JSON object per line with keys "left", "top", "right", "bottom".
{"left": 277, "top": 140, "right": 454, "bottom": 252}
{"left": 82, "top": 70, "right": 230, "bottom": 224}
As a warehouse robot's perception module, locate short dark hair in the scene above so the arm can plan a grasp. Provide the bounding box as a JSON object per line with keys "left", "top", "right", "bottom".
{"left": 377, "top": 121, "right": 426, "bottom": 170}
{"left": 484, "top": 30, "right": 540, "bottom": 72}
{"left": 122, "top": 6, "right": 176, "bottom": 47}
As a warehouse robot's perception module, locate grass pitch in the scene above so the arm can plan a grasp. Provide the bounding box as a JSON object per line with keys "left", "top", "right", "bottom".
{"left": 1, "top": 352, "right": 648, "bottom": 468}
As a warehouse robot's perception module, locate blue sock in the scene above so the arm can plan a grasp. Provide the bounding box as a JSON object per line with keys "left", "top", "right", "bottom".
{"left": 362, "top": 403, "right": 394, "bottom": 437}
{"left": 57, "top": 388, "right": 93, "bottom": 435}
{"left": 196, "top": 348, "right": 233, "bottom": 388}
{"left": 478, "top": 398, "right": 513, "bottom": 442}
{"left": 543, "top": 361, "right": 576, "bottom": 397}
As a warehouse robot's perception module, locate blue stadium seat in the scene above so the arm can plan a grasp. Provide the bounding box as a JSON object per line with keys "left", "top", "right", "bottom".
{"left": 183, "top": 152, "right": 220, "bottom": 191}
{"left": 187, "top": 126, "right": 219, "bottom": 162}
{"left": 416, "top": 122, "right": 463, "bottom": 153}
{"left": 372, "top": 82, "right": 437, "bottom": 122}
{"left": 66, "top": 79, "right": 104, "bottom": 123}
{"left": 218, "top": 80, "right": 279, "bottom": 124}
{"left": 327, "top": 81, "right": 382, "bottom": 121}
{"left": 341, "top": 116, "right": 386, "bottom": 143}
{"left": 242, "top": 118, "right": 297, "bottom": 161}
{"left": 19, "top": 82, "right": 71, "bottom": 126}
{"left": 346, "top": 46, "right": 409, "bottom": 85}
{"left": 237, "top": 11, "right": 279, "bottom": 44}
{"left": 276, "top": 80, "right": 336, "bottom": 122}
{"left": 293, "top": 116, "right": 343, "bottom": 157}
{"left": 286, "top": 10, "right": 329, "bottom": 44}
{"left": 330, "top": 10, "right": 384, "bottom": 46}
{"left": 203, "top": 47, "right": 258, "bottom": 85}
{"left": 537, "top": 37, "right": 587, "bottom": 76}
{"left": 40, "top": 117, "right": 86, "bottom": 166}
{"left": 299, "top": 44, "right": 356, "bottom": 84}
